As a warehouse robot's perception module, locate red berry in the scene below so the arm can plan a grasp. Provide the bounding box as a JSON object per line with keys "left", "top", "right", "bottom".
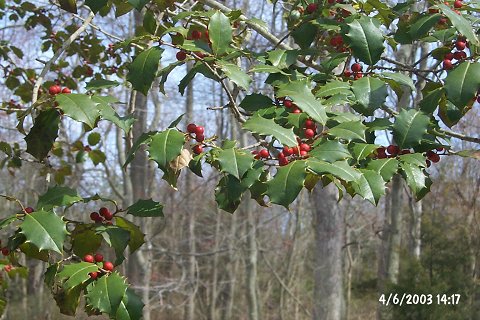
{"left": 453, "top": 51, "right": 466, "bottom": 60}
{"left": 191, "top": 30, "right": 202, "bottom": 40}
{"left": 84, "top": 254, "right": 94, "bottom": 263}
{"left": 344, "top": 70, "right": 352, "bottom": 77}
{"left": 176, "top": 51, "right": 187, "bottom": 61}
{"left": 429, "top": 153, "right": 440, "bottom": 163}
{"left": 94, "top": 253, "right": 103, "bottom": 263}
{"left": 195, "top": 134, "right": 205, "bottom": 142}
{"left": 304, "top": 119, "right": 315, "bottom": 129}
{"left": 436, "top": 147, "right": 445, "bottom": 152}
{"left": 24, "top": 207, "right": 34, "bottom": 214}
{"left": 426, "top": 160, "right": 431, "bottom": 168}
{"left": 259, "top": 149, "right": 269, "bottom": 159}
{"left": 292, "top": 107, "right": 301, "bottom": 114}
{"left": 90, "top": 212, "right": 102, "bottom": 222}
{"left": 306, "top": 3, "right": 318, "bottom": 14}
{"left": 4, "top": 265, "right": 12, "bottom": 272}
{"left": 1, "top": 248, "right": 9, "bottom": 256}
{"left": 89, "top": 272, "right": 98, "bottom": 279}
{"left": 453, "top": 0, "right": 462, "bottom": 9}
{"left": 282, "top": 146, "right": 292, "bottom": 156}
{"left": 193, "top": 145, "right": 203, "bottom": 154}
{"left": 103, "top": 211, "right": 114, "bottom": 221}
{"left": 99, "top": 207, "right": 110, "bottom": 217}
{"left": 354, "top": 72, "right": 363, "bottom": 80}
{"left": 299, "top": 143, "right": 311, "bottom": 152}
{"left": 351, "top": 63, "right": 362, "bottom": 73}
{"left": 194, "top": 126, "right": 205, "bottom": 136}
{"left": 61, "top": 87, "right": 71, "bottom": 94}
{"left": 304, "top": 129, "right": 315, "bottom": 139}
{"left": 48, "top": 85, "right": 61, "bottom": 95}
{"left": 279, "top": 157, "right": 289, "bottom": 166}
{"left": 444, "top": 52, "right": 454, "bottom": 60}
{"left": 292, "top": 146, "right": 299, "bottom": 155}
{"left": 300, "top": 150, "right": 308, "bottom": 157}
{"left": 103, "top": 261, "right": 114, "bottom": 272}
{"left": 443, "top": 59, "right": 453, "bottom": 70}
{"left": 187, "top": 123, "right": 197, "bottom": 133}
{"left": 455, "top": 40, "right": 466, "bottom": 50}
{"left": 400, "top": 149, "right": 411, "bottom": 155}
{"left": 278, "top": 151, "right": 286, "bottom": 159}
{"left": 284, "top": 100, "right": 293, "bottom": 108}
{"left": 386, "top": 145, "right": 400, "bottom": 156}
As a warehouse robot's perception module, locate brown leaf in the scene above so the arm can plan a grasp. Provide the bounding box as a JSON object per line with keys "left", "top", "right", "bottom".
{"left": 169, "top": 148, "right": 193, "bottom": 171}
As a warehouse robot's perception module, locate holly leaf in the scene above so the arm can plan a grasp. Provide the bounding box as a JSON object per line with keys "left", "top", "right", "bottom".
{"left": 25, "top": 109, "right": 60, "bottom": 160}
{"left": 310, "top": 139, "right": 352, "bottom": 163}
{"left": 127, "top": 0, "right": 150, "bottom": 10}
{"left": 57, "top": 262, "right": 99, "bottom": 290}
{"left": 37, "top": 186, "right": 82, "bottom": 210}
{"left": 86, "top": 79, "right": 120, "bottom": 90}
{"left": 328, "top": 121, "right": 367, "bottom": 142}
{"left": 19, "top": 211, "right": 67, "bottom": 254}
{"left": 438, "top": 4, "right": 480, "bottom": 46}
{"left": 217, "top": 148, "right": 255, "bottom": 180}
{"left": 86, "top": 272, "right": 128, "bottom": 316}
{"left": 115, "top": 288, "right": 144, "bottom": 320}
{"left": 54, "top": 285, "right": 83, "bottom": 316}
{"left": 123, "top": 131, "right": 156, "bottom": 169}
{"left": 71, "top": 225, "right": 102, "bottom": 257}
{"left": 239, "top": 94, "right": 273, "bottom": 112}
{"left": 400, "top": 162, "right": 430, "bottom": 200}
{"left": 218, "top": 61, "right": 251, "bottom": 89}
{"left": 58, "top": 0, "right": 77, "bottom": 13}
{"left": 127, "top": 47, "right": 163, "bottom": 95}
{"left": 56, "top": 94, "right": 100, "bottom": 128}
{"left": 350, "top": 143, "right": 378, "bottom": 161}
{"left": 266, "top": 160, "right": 307, "bottom": 208}
{"left": 209, "top": 11, "right": 232, "bottom": 56}
{"left": 444, "top": 62, "right": 480, "bottom": 109}
{"left": 98, "top": 227, "right": 130, "bottom": 265}
{"left": 148, "top": 129, "right": 185, "bottom": 170}
{"left": 94, "top": 96, "right": 135, "bottom": 133}
{"left": 277, "top": 80, "right": 328, "bottom": 125}
{"left": 353, "top": 169, "right": 386, "bottom": 205}
{"left": 215, "top": 175, "right": 246, "bottom": 213}
{"left": 85, "top": 0, "right": 108, "bottom": 12}
{"left": 307, "top": 160, "right": 361, "bottom": 182}
{"left": 115, "top": 217, "right": 145, "bottom": 253}
{"left": 243, "top": 115, "right": 297, "bottom": 147}
{"left": 344, "top": 16, "right": 385, "bottom": 65}
{"left": 351, "top": 77, "right": 388, "bottom": 116}
{"left": 366, "top": 158, "right": 399, "bottom": 182}
{"left": 127, "top": 199, "right": 164, "bottom": 217}
{"left": 315, "top": 80, "right": 352, "bottom": 98}
{"left": 392, "top": 109, "right": 430, "bottom": 149}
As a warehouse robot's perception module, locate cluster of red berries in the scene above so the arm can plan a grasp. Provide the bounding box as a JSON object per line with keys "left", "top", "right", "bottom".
{"left": 48, "top": 84, "right": 71, "bottom": 95}
{"left": 83, "top": 253, "right": 114, "bottom": 279}
{"left": 443, "top": 38, "right": 468, "bottom": 70}
{"left": 329, "top": 34, "right": 347, "bottom": 52}
{"left": 425, "top": 148, "right": 444, "bottom": 167}
{"left": 252, "top": 149, "right": 270, "bottom": 160}
{"left": 344, "top": 63, "right": 363, "bottom": 80}
{"left": 279, "top": 97, "right": 301, "bottom": 114}
{"left": 375, "top": 145, "right": 411, "bottom": 159}
{"left": 187, "top": 123, "right": 206, "bottom": 155}
{"left": 176, "top": 29, "right": 211, "bottom": 61}
{"left": 90, "top": 207, "right": 114, "bottom": 225}
{"left": 278, "top": 140, "right": 312, "bottom": 166}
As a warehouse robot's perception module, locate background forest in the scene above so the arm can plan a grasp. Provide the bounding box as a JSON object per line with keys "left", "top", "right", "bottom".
{"left": 0, "top": 0, "right": 479, "bottom": 320}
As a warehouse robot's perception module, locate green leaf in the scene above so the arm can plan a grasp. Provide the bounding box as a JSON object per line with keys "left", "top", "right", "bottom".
{"left": 438, "top": 4, "right": 480, "bottom": 46}
{"left": 209, "top": 11, "right": 232, "bottom": 55}
{"left": 71, "top": 225, "right": 102, "bottom": 257}
{"left": 239, "top": 94, "right": 273, "bottom": 112}
{"left": 20, "top": 242, "right": 49, "bottom": 261}
{"left": 115, "top": 217, "right": 145, "bottom": 253}
{"left": 344, "top": 16, "right": 385, "bottom": 65}
{"left": 353, "top": 170, "right": 386, "bottom": 205}
{"left": 116, "top": 288, "right": 144, "bottom": 320}
{"left": 25, "top": 109, "right": 60, "bottom": 160}
{"left": 148, "top": 129, "right": 185, "bottom": 170}
{"left": 328, "top": 121, "right": 367, "bottom": 142}
{"left": 351, "top": 77, "right": 388, "bottom": 116}
{"left": 454, "top": 149, "right": 480, "bottom": 160}
{"left": 45, "top": 263, "right": 59, "bottom": 288}
{"left": 366, "top": 158, "right": 399, "bottom": 182}
{"left": 350, "top": 143, "right": 378, "bottom": 161}
{"left": 127, "top": 47, "right": 163, "bottom": 95}
{"left": 54, "top": 285, "right": 83, "bottom": 316}
{"left": 19, "top": 211, "right": 67, "bottom": 254}
{"left": 85, "top": 0, "right": 108, "bottom": 13}
{"left": 127, "top": 199, "right": 164, "bottom": 217}
{"left": 419, "top": 84, "right": 444, "bottom": 113}
{"left": 392, "top": 109, "right": 430, "bottom": 149}
{"left": 378, "top": 72, "right": 415, "bottom": 92}
{"left": 400, "top": 162, "right": 430, "bottom": 199}
{"left": 37, "top": 186, "right": 82, "bottom": 210}
{"left": 88, "top": 132, "right": 101, "bottom": 146}
{"left": 128, "top": 0, "right": 150, "bottom": 10}
{"left": 100, "top": 227, "right": 130, "bottom": 265}
{"left": 217, "top": 148, "right": 255, "bottom": 180}
{"left": 444, "top": 62, "right": 480, "bottom": 109}
{"left": 408, "top": 13, "right": 441, "bottom": 40}
{"left": 398, "top": 153, "right": 427, "bottom": 168}
{"left": 58, "top": 0, "right": 77, "bottom": 13}
{"left": 123, "top": 132, "right": 156, "bottom": 169}
{"left": 266, "top": 160, "right": 307, "bottom": 208}
{"left": 243, "top": 115, "right": 297, "bottom": 147}
{"left": 89, "top": 150, "right": 106, "bottom": 166}
{"left": 57, "top": 262, "right": 99, "bottom": 290}
{"left": 315, "top": 80, "right": 352, "bottom": 98}
{"left": 86, "top": 272, "right": 128, "bottom": 316}
{"left": 86, "top": 79, "right": 120, "bottom": 90}
{"left": 310, "top": 139, "right": 352, "bottom": 163}
{"left": 266, "top": 49, "right": 299, "bottom": 69}
{"left": 215, "top": 175, "right": 246, "bottom": 213}
{"left": 277, "top": 80, "right": 328, "bottom": 125}
{"left": 94, "top": 96, "right": 135, "bottom": 133}
{"left": 0, "top": 216, "right": 16, "bottom": 230}
{"left": 217, "top": 61, "right": 251, "bottom": 89}
{"left": 56, "top": 94, "right": 100, "bottom": 128}
{"left": 291, "top": 22, "right": 317, "bottom": 49}
{"left": 307, "top": 160, "right": 361, "bottom": 182}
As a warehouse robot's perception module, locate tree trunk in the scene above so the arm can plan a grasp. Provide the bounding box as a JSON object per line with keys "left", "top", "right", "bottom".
{"left": 311, "top": 184, "right": 345, "bottom": 320}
